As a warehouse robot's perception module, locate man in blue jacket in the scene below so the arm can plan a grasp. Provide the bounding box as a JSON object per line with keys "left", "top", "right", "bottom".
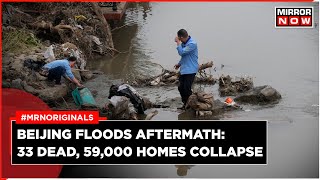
{"left": 41, "top": 56, "right": 83, "bottom": 87}
{"left": 174, "top": 29, "right": 199, "bottom": 110}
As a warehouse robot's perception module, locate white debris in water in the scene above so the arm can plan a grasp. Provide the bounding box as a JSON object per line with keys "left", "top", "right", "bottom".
{"left": 311, "top": 104, "right": 319, "bottom": 107}
{"left": 150, "top": 77, "right": 161, "bottom": 86}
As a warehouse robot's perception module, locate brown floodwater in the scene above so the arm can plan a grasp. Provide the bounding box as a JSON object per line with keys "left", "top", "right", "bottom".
{"left": 71, "top": 2, "right": 319, "bottom": 178}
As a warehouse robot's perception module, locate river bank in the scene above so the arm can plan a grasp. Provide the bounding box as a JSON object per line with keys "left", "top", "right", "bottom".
{"left": 2, "top": 3, "right": 118, "bottom": 108}
{"left": 2, "top": 2, "right": 319, "bottom": 178}
{"left": 1, "top": 2, "right": 291, "bottom": 120}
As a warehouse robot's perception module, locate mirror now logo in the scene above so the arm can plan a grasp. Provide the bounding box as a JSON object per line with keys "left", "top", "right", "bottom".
{"left": 275, "top": 7, "right": 313, "bottom": 28}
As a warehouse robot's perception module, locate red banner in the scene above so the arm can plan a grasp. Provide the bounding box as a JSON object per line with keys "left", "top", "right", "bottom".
{"left": 14, "top": 111, "right": 106, "bottom": 124}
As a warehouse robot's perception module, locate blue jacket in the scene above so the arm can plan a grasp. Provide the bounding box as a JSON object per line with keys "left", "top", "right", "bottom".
{"left": 176, "top": 36, "right": 199, "bottom": 75}
{"left": 44, "top": 59, "right": 75, "bottom": 79}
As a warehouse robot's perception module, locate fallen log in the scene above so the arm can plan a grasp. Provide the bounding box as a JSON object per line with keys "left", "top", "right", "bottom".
{"left": 30, "top": 21, "right": 74, "bottom": 34}
{"left": 162, "top": 71, "right": 177, "bottom": 79}
{"left": 91, "top": 2, "right": 115, "bottom": 56}
{"left": 199, "top": 61, "right": 214, "bottom": 71}
{"left": 163, "top": 74, "right": 179, "bottom": 83}
{"left": 132, "top": 61, "right": 215, "bottom": 87}
{"left": 53, "top": 24, "right": 74, "bottom": 33}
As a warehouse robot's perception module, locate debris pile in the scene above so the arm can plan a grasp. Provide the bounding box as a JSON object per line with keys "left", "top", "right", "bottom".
{"left": 102, "top": 83, "right": 156, "bottom": 120}
{"left": 1, "top": 3, "right": 119, "bottom": 105}
{"left": 183, "top": 91, "right": 241, "bottom": 117}
{"left": 132, "top": 61, "right": 216, "bottom": 87}
{"left": 3, "top": 3, "right": 115, "bottom": 58}
{"left": 104, "top": 96, "right": 138, "bottom": 120}
{"left": 2, "top": 42, "right": 94, "bottom": 105}
{"left": 186, "top": 92, "right": 214, "bottom": 111}
{"left": 218, "top": 75, "right": 253, "bottom": 96}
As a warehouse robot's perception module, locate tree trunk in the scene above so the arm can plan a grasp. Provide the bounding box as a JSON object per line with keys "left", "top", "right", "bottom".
{"left": 91, "top": 2, "right": 115, "bottom": 56}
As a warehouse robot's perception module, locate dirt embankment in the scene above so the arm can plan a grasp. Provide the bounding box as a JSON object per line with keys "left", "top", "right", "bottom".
{"left": 2, "top": 3, "right": 118, "bottom": 107}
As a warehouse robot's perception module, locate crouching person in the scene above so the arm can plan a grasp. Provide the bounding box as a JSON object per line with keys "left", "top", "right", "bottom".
{"left": 40, "top": 56, "right": 83, "bottom": 87}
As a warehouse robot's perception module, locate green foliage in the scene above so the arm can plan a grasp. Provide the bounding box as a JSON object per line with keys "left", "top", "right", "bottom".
{"left": 2, "top": 29, "right": 41, "bottom": 53}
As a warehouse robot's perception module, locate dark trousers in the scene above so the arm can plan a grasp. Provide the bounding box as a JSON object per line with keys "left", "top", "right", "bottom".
{"left": 178, "top": 73, "right": 196, "bottom": 105}
{"left": 47, "top": 66, "right": 65, "bottom": 84}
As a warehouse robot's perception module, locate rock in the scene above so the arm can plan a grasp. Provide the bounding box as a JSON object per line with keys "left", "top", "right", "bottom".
{"left": 11, "top": 59, "right": 24, "bottom": 71}
{"left": 234, "top": 85, "right": 281, "bottom": 104}
{"left": 35, "top": 72, "right": 47, "bottom": 81}
{"left": 62, "top": 42, "right": 78, "bottom": 51}
{"left": 80, "top": 71, "right": 94, "bottom": 80}
{"left": 27, "top": 50, "right": 36, "bottom": 56}
{"left": 25, "top": 55, "right": 39, "bottom": 62}
{"left": 107, "top": 96, "right": 131, "bottom": 120}
{"left": 29, "top": 82, "right": 46, "bottom": 90}
{"left": 143, "top": 97, "right": 153, "bottom": 109}
{"left": 8, "top": 53, "right": 15, "bottom": 57}
{"left": 2, "top": 56, "right": 11, "bottom": 66}
{"left": 34, "top": 47, "right": 42, "bottom": 53}
{"left": 211, "top": 99, "right": 239, "bottom": 114}
{"left": 175, "top": 165, "right": 194, "bottom": 177}
{"left": 35, "top": 49, "right": 45, "bottom": 55}
{"left": 21, "top": 81, "right": 39, "bottom": 95}
{"left": 38, "top": 84, "right": 69, "bottom": 102}
{"left": 72, "top": 69, "right": 82, "bottom": 82}
{"left": 16, "top": 54, "right": 25, "bottom": 60}
{"left": 11, "top": 79, "right": 23, "bottom": 90}
{"left": 43, "top": 40, "right": 51, "bottom": 47}
{"left": 2, "top": 81, "right": 11, "bottom": 88}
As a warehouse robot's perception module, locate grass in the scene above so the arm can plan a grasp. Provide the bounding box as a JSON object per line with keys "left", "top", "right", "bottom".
{"left": 2, "top": 29, "right": 41, "bottom": 53}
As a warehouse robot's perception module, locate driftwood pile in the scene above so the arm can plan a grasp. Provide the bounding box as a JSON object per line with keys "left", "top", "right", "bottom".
{"left": 218, "top": 75, "right": 253, "bottom": 96}
{"left": 131, "top": 61, "right": 216, "bottom": 87}
{"left": 3, "top": 3, "right": 116, "bottom": 59}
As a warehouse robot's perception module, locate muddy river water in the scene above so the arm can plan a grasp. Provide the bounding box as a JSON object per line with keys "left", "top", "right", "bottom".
{"left": 62, "top": 2, "right": 319, "bottom": 178}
